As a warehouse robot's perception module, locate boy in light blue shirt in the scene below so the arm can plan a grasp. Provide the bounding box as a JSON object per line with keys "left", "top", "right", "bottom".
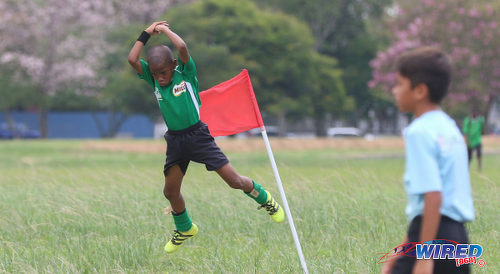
{"left": 404, "top": 112, "right": 474, "bottom": 224}
{"left": 383, "top": 47, "right": 474, "bottom": 274}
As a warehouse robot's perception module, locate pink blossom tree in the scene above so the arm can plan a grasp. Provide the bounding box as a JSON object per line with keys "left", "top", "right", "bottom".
{"left": 0, "top": 0, "right": 182, "bottom": 137}
{"left": 369, "top": 0, "right": 500, "bottom": 122}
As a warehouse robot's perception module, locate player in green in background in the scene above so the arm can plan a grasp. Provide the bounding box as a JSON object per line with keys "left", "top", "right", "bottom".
{"left": 462, "top": 108, "right": 485, "bottom": 171}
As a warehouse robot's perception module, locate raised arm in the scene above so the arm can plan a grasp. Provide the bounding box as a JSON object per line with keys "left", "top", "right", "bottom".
{"left": 128, "top": 21, "right": 167, "bottom": 75}
{"left": 155, "top": 24, "right": 190, "bottom": 64}
{"left": 128, "top": 41, "right": 145, "bottom": 75}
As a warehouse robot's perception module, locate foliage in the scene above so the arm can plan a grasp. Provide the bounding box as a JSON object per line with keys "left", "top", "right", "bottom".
{"left": 0, "top": 63, "right": 39, "bottom": 112}
{"left": 0, "top": 0, "right": 185, "bottom": 137}
{"left": 0, "top": 0, "right": 113, "bottom": 136}
{"left": 99, "top": 24, "right": 161, "bottom": 119}
{"left": 94, "top": 0, "right": 350, "bottom": 136}
{"left": 48, "top": 91, "right": 101, "bottom": 111}
{"left": 158, "top": 0, "right": 351, "bottom": 126}
{"left": 255, "top": 0, "right": 393, "bottom": 120}
{"left": 369, "top": 0, "right": 500, "bottom": 119}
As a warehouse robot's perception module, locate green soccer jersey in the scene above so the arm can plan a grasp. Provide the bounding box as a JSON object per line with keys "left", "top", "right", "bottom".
{"left": 462, "top": 115, "right": 484, "bottom": 148}
{"left": 138, "top": 56, "right": 201, "bottom": 131}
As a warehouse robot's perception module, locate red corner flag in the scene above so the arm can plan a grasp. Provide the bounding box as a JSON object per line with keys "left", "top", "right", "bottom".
{"left": 199, "top": 69, "right": 309, "bottom": 273}
{"left": 200, "top": 69, "right": 264, "bottom": 137}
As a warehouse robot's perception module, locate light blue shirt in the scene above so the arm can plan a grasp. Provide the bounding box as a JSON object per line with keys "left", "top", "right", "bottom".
{"left": 403, "top": 110, "right": 475, "bottom": 222}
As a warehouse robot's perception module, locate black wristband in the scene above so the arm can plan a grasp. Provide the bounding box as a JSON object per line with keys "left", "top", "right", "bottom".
{"left": 137, "top": 31, "right": 151, "bottom": 45}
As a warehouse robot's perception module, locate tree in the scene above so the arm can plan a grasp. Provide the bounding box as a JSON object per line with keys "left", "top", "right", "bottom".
{"left": 0, "top": 62, "right": 39, "bottom": 132}
{"left": 369, "top": 0, "right": 500, "bottom": 124}
{"left": 158, "top": 0, "right": 352, "bottom": 135}
{"left": 0, "top": 0, "right": 117, "bottom": 137}
{"left": 255, "top": 0, "right": 392, "bottom": 127}
{"left": 0, "top": 0, "right": 188, "bottom": 138}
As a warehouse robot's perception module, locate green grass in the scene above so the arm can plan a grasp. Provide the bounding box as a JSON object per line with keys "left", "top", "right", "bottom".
{"left": 0, "top": 140, "right": 498, "bottom": 273}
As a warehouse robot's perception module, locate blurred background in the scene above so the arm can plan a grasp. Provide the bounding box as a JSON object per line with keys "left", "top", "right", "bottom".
{"left": 1, "top": 0, "right": 499, "bottom": 139}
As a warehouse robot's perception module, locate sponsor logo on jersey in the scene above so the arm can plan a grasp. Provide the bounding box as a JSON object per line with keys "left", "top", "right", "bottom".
{"left": 173, "top": 81, "right": 187, "bottom": 97}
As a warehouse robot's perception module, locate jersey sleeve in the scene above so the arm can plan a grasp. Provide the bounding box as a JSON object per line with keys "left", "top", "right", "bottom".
{"left": 177, "top": 56, "right": 197, "bottom": 80}
{"left": 404, "top": 129, "right": 442, "bottom": 194}
{"left": 137, "top": 59, "right": 155, "bottom": 87}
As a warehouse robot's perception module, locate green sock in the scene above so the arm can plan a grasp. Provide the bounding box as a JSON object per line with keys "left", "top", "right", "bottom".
{"left": 244, "top": 181, "right": 268, "bottom": 204}
{"left": 172, "top": 209, "right": 192, "bottom": 232}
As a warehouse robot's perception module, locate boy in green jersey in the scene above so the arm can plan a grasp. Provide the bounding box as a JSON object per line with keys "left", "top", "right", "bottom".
{"left": 128, "top": 21, "right": 284, "bottom": 253}
{"left": 462, "top": 108, "right": 485, "bottom": 171}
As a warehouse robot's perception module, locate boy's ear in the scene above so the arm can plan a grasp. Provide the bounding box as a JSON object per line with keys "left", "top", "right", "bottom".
{"left": 172, "top": 59, "right": 178, "bottom": 67}
{"left": 414, "top": 83, "right": 430, "bottom": 101}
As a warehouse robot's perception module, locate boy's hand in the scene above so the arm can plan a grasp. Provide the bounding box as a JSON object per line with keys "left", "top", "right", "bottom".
{"left": 145, "top": 21, "right": 167, "bottom": 35}
{"left": 155, "top": 23, "right": 170, "bottom": 33}
{"left": 381, "top": 258, "right": 396, "bottom": 274}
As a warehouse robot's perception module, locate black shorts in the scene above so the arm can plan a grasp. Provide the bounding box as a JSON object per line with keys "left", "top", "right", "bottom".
{"left": 392, "top": 215, "right": 470, "bottom": 274}
{"left": 163, "top": 121, "right": 229, "bottom": 176}
{"left": 467, "top": 143, "right": 482, "bottom": 161}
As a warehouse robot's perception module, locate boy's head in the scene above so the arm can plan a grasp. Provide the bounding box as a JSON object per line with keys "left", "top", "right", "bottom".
{"left": 392, "top": 47, "right": 452, "bottom": 113}
{"left": 147, "top": 45, "right": 177, "bottom": 86}
{"left": 472, "top": 106, "right": 480, "bottom": 118}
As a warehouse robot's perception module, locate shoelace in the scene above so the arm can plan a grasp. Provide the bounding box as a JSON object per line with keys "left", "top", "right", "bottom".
{"left": 170, "top": 230, "right": 191, "bottom": 245}
{"left": 258, "top": 197, "right": 279, "bottom": 215}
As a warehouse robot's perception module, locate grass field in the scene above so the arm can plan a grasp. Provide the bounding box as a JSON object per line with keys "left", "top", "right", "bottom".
{"left": 0, "top": 138, "right": 499, "bottom": 273}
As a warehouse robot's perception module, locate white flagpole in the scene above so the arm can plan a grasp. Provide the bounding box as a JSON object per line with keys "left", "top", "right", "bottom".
{"left": 260, "top": 129, "right": 309, "bottom": 274}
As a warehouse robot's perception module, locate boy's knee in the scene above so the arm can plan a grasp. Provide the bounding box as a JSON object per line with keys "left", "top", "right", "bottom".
{"left": 163, "top": 184, "right": 180, "bottom": 200}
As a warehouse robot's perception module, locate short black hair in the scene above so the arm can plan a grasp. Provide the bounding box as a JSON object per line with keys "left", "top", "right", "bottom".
{"left": 147, "top": 45, "right": 175, "bottom": 67}
{"left": 396, "top": 47, "right": 452, "bottom": 104}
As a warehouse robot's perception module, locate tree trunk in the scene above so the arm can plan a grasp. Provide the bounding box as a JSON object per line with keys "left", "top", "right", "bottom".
{"left": 91, "top": 112, "right": 128, "bottom": 138}
{"left": 38, "top": 13, "right": 55, "bottom": 139}
{"left": 107, "top": 113, "right": 128, "bottom": 138}
{"left": 277, "top": 110, "right": 287, "bottom": 137}
{"left": 483, "top": 94, "right": 497, "bottom": 134}
{"left": 3, "top": 110, "right": 15, "bottom": 133}
{"left": 39, "top": 107, "right": 48, "bottom": 138}
{"left": 91, "top": 112, "right": 106, "bottom": 137}
{"left": 314, "top": 112, "right": 327, "bottom": 137}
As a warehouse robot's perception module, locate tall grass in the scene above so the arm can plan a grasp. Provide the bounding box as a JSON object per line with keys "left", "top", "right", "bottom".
{"left": 0, "top": 140, "right": 498, "bottom": 273}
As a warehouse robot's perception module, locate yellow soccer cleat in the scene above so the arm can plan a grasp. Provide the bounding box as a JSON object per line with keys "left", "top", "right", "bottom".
{"left": 259, "top": 191, "right": 285, "bottom": 223}
{"left": 164, "top": 223, "right": 198, "bottom": 253}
